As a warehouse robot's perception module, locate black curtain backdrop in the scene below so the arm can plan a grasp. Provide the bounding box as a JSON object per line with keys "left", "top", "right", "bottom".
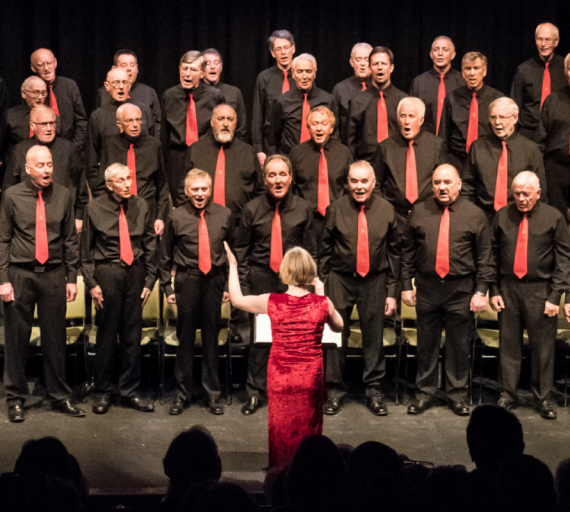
{"left": 1, "top": 0, "right": 569, "bottom": 118}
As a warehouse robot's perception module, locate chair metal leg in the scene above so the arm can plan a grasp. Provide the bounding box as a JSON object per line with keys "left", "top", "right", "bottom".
{"left": 469, "top": 318, "right": 477, "bottom": 406}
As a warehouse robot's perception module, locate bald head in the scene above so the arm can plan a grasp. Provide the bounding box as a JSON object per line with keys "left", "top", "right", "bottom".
{"left": 433, "top": 164, "right": 462, "bottom": 206}
{"left": 25, "top": 146, "right": 53, "bottom": 189}
{"left": 30, "top": 48, "right": 57, "bottom": 82}
{"left": 21, "top": 76, "right": 47, "bottom": 109}
{"left": 30, "top": 105, "right": 56, "bottom": 123}
{"left": 105, "top": 68, "right": 131, "bottom": 103}
{"left": 535, "top": 23, "right": 560, "bottom": 61}
{"left": 117, "top": 103, "right": 142, "bottom": 138}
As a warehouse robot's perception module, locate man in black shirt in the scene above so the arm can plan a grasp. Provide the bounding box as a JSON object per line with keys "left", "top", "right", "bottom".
{"left": 234, "top": 155, "right": 314, "bottom": 415}
{"left": 347, "top": 46, "right": 408, "bottom": 162}
{"left": 491, "top": 171, "right": 570, "bottom": 419}
{"left": 463, "top": 97, "right": 547, "bottom": 224}
{"left": 252, "top": 30, "right": 296, "bottom": 167}
{"left": 159, "top": 169, "right": 233, "bottom": 415}
{"left": 4, "top": 105, "right": 88, "bottom": 233}
{"left": 269, "top": 53, "right": 335, "bottom": 156}
{"left": 0, "top": 146, "right": 85, "bottom": 422}
{"left": 30, "top": 48, "right": 87, "bottom": 152}
{"left": 401, "top": 164, "right": 493, "bottom": 416}
{"left": 94, "top": 103, "right": 168, "bottom": 236}
{"left": 81, "top": 163, "right": 157, "bottom": 415}
{"left": 511, "top": 23, "right": 565, "bottom": 141}
{"left": 95, "top": 49, "right": 162, "bottom": 138}
{"left": 162, "top": 51, "right": 224, "bottom": 206}
{"left": 374, "top": 97, "right": 447, "bottom": 236}
{"left": 319, "top": 161, "right": 399, "bottom": 416}
{"left": 290, "top": 106, "right": 352, "bottom": 240}
{"left": 331, "top": 43, "right": 372, "bottom": 144}
{"left": 441, "top": 52, "right": 504, "bottom": 178}
{"left": 203, "top": 49, "right": 248, "bottom": 142}
{"left": 410, "top": 36, "right": 465, "bottom": 137}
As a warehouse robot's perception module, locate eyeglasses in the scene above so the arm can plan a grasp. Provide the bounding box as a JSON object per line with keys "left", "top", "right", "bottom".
{"left": 122, "top": 118, "right": 143, "bottom": 125}
{"left": 31, "top": 121, "right": 56, "bottom": 127}
{"left": 26, "top": 90, "right": 47, "bottom": 98}
{"left": 490, "top": 115, "right": 515, "bottom": 122}
{"left": 34, "top": 60, "right": 55, "bottom": 69}
{"left": 536, "top": 37, "right": 558, "bottom": 45}
{"left": 273, "top": 45, "right": 292, "bottom": 54}
{"left": 107, "top": 80, "right": 130, "bottom": 88}
{"left": 108, "top": 176, "right": 133, "bottom": 186}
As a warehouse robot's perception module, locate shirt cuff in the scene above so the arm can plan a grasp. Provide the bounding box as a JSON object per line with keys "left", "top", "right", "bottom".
{"left": 66, "top": 271, "right": 78, "bottom": 284}
{"left": 74, "top": 206, "right": 84, "bottom": 220}
{"left": 490, "top": 284, "right": 500, "bottom": 297}
{"left": 475, "top": 283, "right": 489, "bottom": 295}
{"left": 402, "top": 279, "right": 414, "bottom": 292}
{"left": 84, "top": 276, "right": 98, "bottom": 290}
{"left": 144, "top": 277, "right": 156, "bottom": 291}
{"left": 547, "top": 290, "right": 561, "bottom": 306}
{"left": 163, "top": 284, "right": 175, "bottom": 298}
{"left": 387, "top": 284, "right": 397, "bottom": 298}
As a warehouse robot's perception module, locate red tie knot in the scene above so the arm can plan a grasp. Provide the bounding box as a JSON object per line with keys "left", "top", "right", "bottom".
{"left": 409, "top": 140, "right": 414, "bottom": 148}
{"left": 284, "top": 71, "right": 287, "bottom": 78}
{"left": 38, "top": 190, "right": 42, "bottom": 198}
{"left": 502, "top": 141, "right": 507, "bottom": 149}
{"left": 129, "top": 143, "right": 134, "bottom": 150}
{"left": 440, "top": 74, "right": 445, "bottom": 81}
{"left": 472, "top": 92, "right": 477, "bottom": 99}
{"left": 545, "top": 62, "right": 549, "bottom": 69}
{"left": 360, "top": 204, "right": 366, "bottom": 212}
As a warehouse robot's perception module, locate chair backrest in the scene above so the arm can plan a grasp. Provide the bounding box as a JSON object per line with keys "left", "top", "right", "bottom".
{"left": 143, "top": 282, "right": 161, "bottom": 321}
{"left": 558, "top": 293, "right": 570, "bottom": 329}
{"left": 34, "top": 275, "right": 86, "bottom": 320}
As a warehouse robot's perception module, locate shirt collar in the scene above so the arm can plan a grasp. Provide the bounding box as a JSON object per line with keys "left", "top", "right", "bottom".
{"left": 27, "top": 180, "right": 54, "bottom": 199}
{"left": 265, "top": 189, "right": 292, "bottom": 209}
{"left": 370, "top": 82, "right": 394, "bottom": 97}
{"left": 349, "top": 192, "right": 375, "bottom": 210}
{"left": 106, "top": 189, "right": 131, "bottom": 211}
{"left": 309, "top": 137, "right": 332, "bottom": 151}
{"left": 434, "top": 195, "right": 461, "bottom": 212}
{"left": 186, "top": 198, "right": 212, "bottom": 216}
{"left": 207, "top": 130, "right": 235, "bottom": 149}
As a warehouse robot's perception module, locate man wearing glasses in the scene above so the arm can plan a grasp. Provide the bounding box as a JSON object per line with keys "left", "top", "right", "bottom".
{"left": 31, "top": 48, "right": 88, "bottom": 153}
{"left": 80, "top": 163, "right": 157, "bottom": 415}
{"left": 462, "top": 97, "right": 547, "bottom": 225}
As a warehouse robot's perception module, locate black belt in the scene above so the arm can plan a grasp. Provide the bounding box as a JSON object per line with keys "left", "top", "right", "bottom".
{"left": 11, "top": 262, "right": 62, "bottom": 273}
{"left": 98, "top": 258, "right": 140, "bottom": 267}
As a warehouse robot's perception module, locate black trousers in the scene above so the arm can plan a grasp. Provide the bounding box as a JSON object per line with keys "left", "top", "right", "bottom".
{"left": 166, "top": 146, "right": 186, "bottom": 207}
{"left": 93, "top": 260, "right": 146, "bottom": 399}
{"left": 245, "top": 263, "right": 287, "bottom": 399}
{"left": 4, "top": 264, "right": 71, "bottom": 406}
{"left": 415, "top": 275, "right": 474, "bottom": 402}
{"left": 498, "top": 280, "right": 556, "bottom": 403}
{"left": 325, "top": 271, "right": 388, "bottom": 400}
{"left": 544, "top": 158, "right": 570, "bottom": 217}
{"left": 174, "top": 269, "right": 225, "bottom": 400}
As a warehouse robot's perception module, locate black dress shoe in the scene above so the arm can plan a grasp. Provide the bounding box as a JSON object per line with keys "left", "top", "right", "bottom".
{"left": 450, "top": 401, "right": 470, "bottom": 416}
{"left": 93, "top": 396, "right": 110, "bottom": 414}
{"left": 367, "top": 396, "right": 388, "bottom": 416}
{"left": 169, "top": 396, "right": 189, "bottom": 415}
{"left": 120, "top": 396, "right": 155, "bottom": 412}
{"left": 207, "top": 398, "right": 224, "bottom": 415}
{"left": 538, "top": 400, "right": 557, "bottom": 420}
{"left": 8, "top": 404, "right": 25, "bottom": 423}
{"left": 57, "top": 400, "right": 86, "bottom": 417}
{"left": 408, "top": 399, "right": 431, "bottom": 414}
{"left": 497, "top": 397, "right": 517, "bottom": 410}
{"left": 241, "top": 396, "right": 261, "bottom": 415}
{"left": 324, "top": 398, "right": 342, "bottom": 415}
{"left": 229, "top": 331, "right": 243, "bottom": 344}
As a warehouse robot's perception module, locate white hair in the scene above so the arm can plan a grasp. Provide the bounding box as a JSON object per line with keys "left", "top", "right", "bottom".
{"left": 397, "top": 97, "right": 426, "bottom": 118}
{"left": 292, "top": 53, "right": 317, "bottom": 72}
{"left": 105, "top": 163, "right": 130, "bottom": 182}
{"left": 116, "top": 103, "right": 142, "bottom": 121}
{"left": 351, "top": 43, "right": 372, "bottom": 58}
{"left": 21, "top": 75, "right": 45, "bottom": 92}
{"left": 489, "top": 97, "right": 519, "bottom": 116}
{"left": 512, "top": 171, "right": 540, "bottom": 191}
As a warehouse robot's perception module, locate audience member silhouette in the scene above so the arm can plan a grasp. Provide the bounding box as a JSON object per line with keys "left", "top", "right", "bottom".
{"left": 422, "top": 465, "right": 475, "bottom": 512}
{"left": 555, "top": 458, "right": 570, "bottom": 512}
{"left": 263, "top": 466, "right": 290, "bottom": 509}
{"left": 192, "top": 482, "right": 259, "bottom": 512}
{"left": 357, "top": 471, "right": 416, "bottom": 512}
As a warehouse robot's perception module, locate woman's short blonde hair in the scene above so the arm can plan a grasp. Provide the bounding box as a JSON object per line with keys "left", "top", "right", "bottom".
{"left": 279, "top": 247, "right": 317, "bottom": 288}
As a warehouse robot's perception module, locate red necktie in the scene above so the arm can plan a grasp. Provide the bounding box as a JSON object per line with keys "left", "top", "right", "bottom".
{"left": 405, "top": 140, "right": 418, "bottom": 204}
{"left": 540, "top": 62, "right": 550, "bottom": 110}
{"left": 356, "top": 204, "right": 369, "bottom": 277}
{"left": 377, "top": 91, "right": 389, "bottom": 142}
{"left": 270, "top": 204, "right": 283, "bottom": 273}
{"left": 362, "top": 81, "right": 367, "bottom": 91}
{"left": 49, "top": 83, "right": 59, "bottom": 117}
{"left": 282, "top": 71, "right": 289, "bottom": 94}
{"left": 127, "top": 143, "right": 137, "bottom": 196}
{"left": 466, "top": 92, "right": 478, "bottom": 153}
{"left": 35, "top": 190, "right": 49, "bottom": 264}
{"left": 436, "top": 74, "right": 445, "bottom": 136}
{"left": 513, "top": 215, "right": 528, "bottom": 279}
{"left": 435, "top": 207, "right": 450, "bottom": 278}
{"left": 300, "top": 94, "right": 311, "bottom": 143}
{"left": 119, "top": 204, "right": 134, "bottom": 266}
{"left": 213, "top": 146, "right": 225, "bottom": 206}
{"left": 317, "top": 148, "right": 329, "bottom": 216}
{"left": 494, "top": 141, "right": 508, "bottom": 211}
{"left": 185, "top": 93, "right": 198, "bottom": 146}
{"left": 198, "top": 209, "right": 211, "bottom": 274}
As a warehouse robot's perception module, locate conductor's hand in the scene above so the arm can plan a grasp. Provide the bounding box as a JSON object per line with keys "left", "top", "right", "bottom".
{"left": 141, "top": 287, "right": 151, "bottom": 308}
{"left": 402, "top": 290, "right": 416, "bottom": 307}
{"left": 0, "top": 282, "right": 14, "bottom": 302}
{"left": 470, "top": 293, "right": 488, "bottom": 313}
{"left": 312, "top": 277, "right": 325, "bottom": 296}
{"left": 222, "top": 292, "right": 230, "bottom": 303}
{"left": 91, "top": 286, "right": 104, "bottom": 310}
{"left": 544, "top": 301, "right": 559, "bottom": 317}
{"left": 224, "top": 241, "right": 237, "bottom": 267}
{"left": 66, "top": 283, "right": 78, "bottom": 302}
{"left": 490, "top": 295, "right": 505, "bottom": 313}
{"left": 385, "top": 297, "right": 396, "bottom": 316}
{"left": 167, "top": 294, "right": 176, "bottom": 304}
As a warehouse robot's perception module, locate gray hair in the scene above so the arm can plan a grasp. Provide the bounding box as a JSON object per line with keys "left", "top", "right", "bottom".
{"left": 535, "top": 22, "right": 559, "bottom": 39}
{"left": 21, "top": 76, "right": 45, "bottom": 92}
{"left": 489, "top": 97, "right": 519, "bottom": 116}
{"left": 348, "top": 160, "right": 375, "bottom": 180}
{"left": 116, "top": 103, "right": 142, "bottom": 121}
{"left": 105, "top": 163, "right": 130, "bottom": 182}
{"left": 264, "top": 154, "right": 292, "bottom": 176}
{"left": 397, "top": 97, "right": 426, "bottom": 118}
{"left": 185, "top": 168, "right": 212, "bottom": 189}
{"left": 351, "top": 43, "right": 373, "bottom": 58}
{"left": 180, "top": 51, "right": 205, "bottom": 70}
{"left": 462, "top": 52, "right": 487, "bottom": 68}
{"left": 30, "top": 105, "right": 56, "bottom": 122}
{"left": 268, "top": 30, "right": 295, "bottom": 50}
{"left": 203, "top": 48, "right": 223, "bottom": 63}
{"left": 292, "top": 53, "right": 317, "bottom": 72}
{"left": 432, "top": 36, "right": 456, "bottom": 52}
{"left": 512, "top": 171, "right": 540, "bottom": 191}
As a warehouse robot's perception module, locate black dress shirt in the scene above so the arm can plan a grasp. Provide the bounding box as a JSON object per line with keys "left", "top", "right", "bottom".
{"left": 332, "top": 75, "right": 371, "bottom": 144}
{"left": 347, "top": 83, "right": 408, "bottom": 162}
{"left": 234, "top": 191, "right": 314, "bottom": 285}
{"left": 491, "top": 201, "right": 570, "bottom": 304}
{"left": 374, "top": 130, "right": 447, "bottom": 211}
{"left": 318, "top": 194, "right": 400, "bottom": 296}
{"left": 269, "top": 85, "right": 336, "bottom": 156}
{"left": 161, "top": 82, "right": 224, "bottom": 151}
{"left": 409, "top": 68, "right": 465, "bottom": 136}
{"left": 462, "top": 132, "right": 547, "bottom": 210}
{"left": 4, "top": 136, "right": 88, "bottom": 220}
{"left": 45, "top": 76, "right": 88, "bottom": 151}
{"left": 441, "top": 84, "right": 504, "bottom": 156}
{"left": 289, "top": 138, "right": 352, "bottom": 215}
{"left": 510, "top": 54, "right": 566, "bottom": 139}
{"left": 159, "top": 200, "right": 234, "bottom": 297}
{"left": 95, "top": 81, "right": 162, "bottom": 138}
{"left": 401, "top": 196, "right": 493, "bottom": 294}
{"left": 210, "top": 81, "right": 248, "bottom": 142}
{"left": 1, "top": 105, "right": 33, "bottom": 163}
{"left": 96, "top": 132, "right": 169, "bottom": 221}
{"left": 536, "top": 86, "right": 570, "bottom": 163}
{"left": 80, "top": 192, "right": 157, "bottom": 291}
{"left": 178, "top": 132, "right": 262, "bottom": 222}
{"left": 0, "top": 181, "right": 78, "bottom": 283}
{"left": 252, "top": 65, "right": 291, "bottom": 154}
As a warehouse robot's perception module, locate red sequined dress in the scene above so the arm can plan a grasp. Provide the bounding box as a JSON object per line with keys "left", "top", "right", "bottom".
{"left": 266, "top": 292, "right": 329, "bottom": 467}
